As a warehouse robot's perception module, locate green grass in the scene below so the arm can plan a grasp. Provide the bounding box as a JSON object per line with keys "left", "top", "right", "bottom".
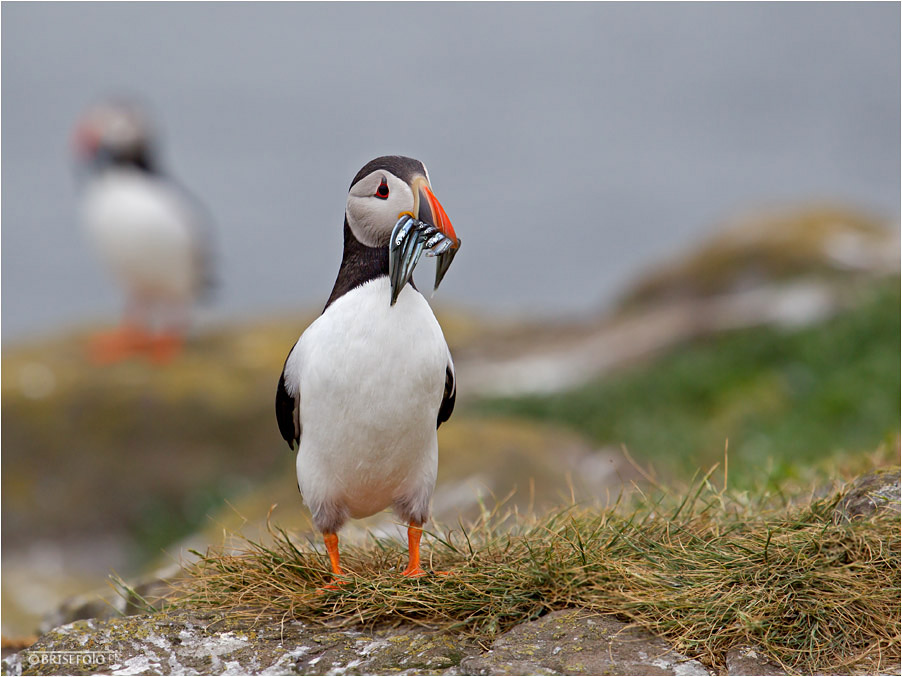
{"left": 475, "top": 281, "right": 901, "bottom": 487}
{"left": 174, "top": 471, "right": 900, "bottom": 675}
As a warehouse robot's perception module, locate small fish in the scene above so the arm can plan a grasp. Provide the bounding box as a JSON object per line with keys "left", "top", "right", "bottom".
{"left": 388, "top": 215, "right": 461, "bottom": 305}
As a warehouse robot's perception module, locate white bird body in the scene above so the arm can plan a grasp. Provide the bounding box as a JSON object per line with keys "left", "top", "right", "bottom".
{"left": 284, "top": 277, "right": 449, "bottom": 526}
{"left": 276, "top": 155, "right": 460, "bottom": 579}
{"left": 80, "top": 168, "right": 201, "bottom": 302}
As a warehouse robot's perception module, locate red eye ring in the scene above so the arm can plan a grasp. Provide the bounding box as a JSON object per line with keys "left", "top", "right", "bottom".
{"left": 375, "top": 178, "right": 389, "bottom": 199}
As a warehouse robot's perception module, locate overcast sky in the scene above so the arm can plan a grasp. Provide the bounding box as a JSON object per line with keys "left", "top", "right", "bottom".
{"left": 3, "top": 2, "right": 899, "bottom": 340}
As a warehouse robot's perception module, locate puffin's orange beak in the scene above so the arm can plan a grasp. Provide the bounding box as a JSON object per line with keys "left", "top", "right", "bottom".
{"left": 413, "top": 177, "right": 459, "bottom": 247}
{"left": 72, "top": 122, "right": 99, "bottom": 158}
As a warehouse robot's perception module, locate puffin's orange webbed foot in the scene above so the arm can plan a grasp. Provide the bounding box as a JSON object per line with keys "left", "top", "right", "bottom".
{"left": 401, "top": 567, "right": 452, "bottom": 578}
{"left": 146, "top": 332, "right": 184, "bottom": 364}
{"left": 401, "top": 565, "right": 427, "bottom": 578}
{"left": 316, "top": 576, "right": 350, "bottom": 593}
{"left": 88, "top": 326, "right": 149, "bottom": 364}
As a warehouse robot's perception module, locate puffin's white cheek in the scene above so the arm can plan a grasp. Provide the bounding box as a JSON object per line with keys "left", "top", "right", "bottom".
{"left": 347, "top": 200, "right": 392, "bottom": 247}
{"left": 390, "top": 192, "right": 410, "bottom": 216}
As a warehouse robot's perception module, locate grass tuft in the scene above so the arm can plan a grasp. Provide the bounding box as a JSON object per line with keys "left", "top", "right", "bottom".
{"left": 172, "top": 472, "right": 900, "bottom": 674}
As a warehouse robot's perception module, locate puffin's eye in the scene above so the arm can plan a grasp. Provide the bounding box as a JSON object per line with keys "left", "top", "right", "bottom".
{"left": 375, "top": 178, "right": 390, "bottom": 199}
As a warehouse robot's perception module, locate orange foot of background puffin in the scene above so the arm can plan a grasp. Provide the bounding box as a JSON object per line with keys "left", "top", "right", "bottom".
{"left": 88, "top": 327, "right": 184, "bottom": 365}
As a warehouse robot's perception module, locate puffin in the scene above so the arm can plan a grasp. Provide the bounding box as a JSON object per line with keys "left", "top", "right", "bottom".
{"left": 73, "top": 100, "right": 214, "bottom": 363}
{"left": 276, "top": 156, "right": 460, "bottom": 584}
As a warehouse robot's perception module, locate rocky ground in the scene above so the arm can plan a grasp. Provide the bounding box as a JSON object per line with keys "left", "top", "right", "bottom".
{"left": 1, "top": 609, "right": 766, "bottom": 676}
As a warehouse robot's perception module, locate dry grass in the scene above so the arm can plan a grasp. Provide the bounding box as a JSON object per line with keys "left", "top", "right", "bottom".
{"left": 173, "top": 471, "right": 900, "bottom": 674}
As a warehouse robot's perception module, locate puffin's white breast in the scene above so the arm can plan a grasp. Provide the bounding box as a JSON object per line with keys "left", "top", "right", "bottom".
{"left": 80, "top": 169, "right": 199, "bottom": 300}
{"left": 288, "top": 277, "right": 448, "bottom": 519}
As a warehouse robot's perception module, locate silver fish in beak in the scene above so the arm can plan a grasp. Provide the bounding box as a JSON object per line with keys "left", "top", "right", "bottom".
{"left": 388, "top": 178, "right": 460, "bottom": 305}
{"left": 388, "top": 215, "right": 459, "bottom": 305}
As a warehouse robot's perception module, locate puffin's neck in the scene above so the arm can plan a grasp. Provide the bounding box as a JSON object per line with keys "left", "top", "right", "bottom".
{"left": 324, "top": 220, "right": 390, "bottom": 311}
{"left": 94, "top": 144, "right": 159, "bottom": 174}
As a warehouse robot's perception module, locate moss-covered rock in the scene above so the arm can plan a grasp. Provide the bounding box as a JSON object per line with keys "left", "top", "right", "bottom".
{"left": 460, "top": 610, "right": 710, "bottom": 676}
{"left": 1, "top": 609, "right": 480, "bottom": 676}
{"left": 618, "top": 204, "right": 898, "bottom": 309}
{"left": 3, "top": 608, "right": 750, "bottom": 677}
{"left": 835, "top": 468, "right": 901, "bottom": 521}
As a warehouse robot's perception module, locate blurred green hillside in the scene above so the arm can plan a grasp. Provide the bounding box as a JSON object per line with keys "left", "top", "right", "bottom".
{"left": 478, "top": 279, "right": 900, "bottom": 487}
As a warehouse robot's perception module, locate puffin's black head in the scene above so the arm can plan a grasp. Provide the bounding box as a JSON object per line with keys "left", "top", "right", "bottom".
{"left": 72, "top": 100, "right": 157, "bottom": 172}
{"left": 345, "top": 155, "right": 457, "bottom": 248}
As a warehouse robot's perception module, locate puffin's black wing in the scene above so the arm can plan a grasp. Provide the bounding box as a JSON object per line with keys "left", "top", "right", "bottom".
{"left": 437, "top": 361, "right": 456, "bottom": 428}
{"left": 275, "top": 359, "right": 301, "bottom": 450}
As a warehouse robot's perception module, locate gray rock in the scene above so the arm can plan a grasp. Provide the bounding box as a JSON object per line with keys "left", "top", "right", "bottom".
{"left": 1, "top": 610, "right": 478, "bottom": 676}
{"left": 835, "top": 469, "right": 901, "bottom": 522}
{"left": 0, "top": 608, "right": 803, "bottom": 677}
{"left": 459, "top": 609, "right": 710, "bottom": 676}
{"left": 724, "top": 645, "right": 785, "bottom": 675}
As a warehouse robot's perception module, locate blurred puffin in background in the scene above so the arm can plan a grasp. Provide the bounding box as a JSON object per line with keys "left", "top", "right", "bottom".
{"left": 276, "top": 156, "right": 460, "bottom": 586}
{"left": 73, "top": 99, "right": 215, "bottom": 363}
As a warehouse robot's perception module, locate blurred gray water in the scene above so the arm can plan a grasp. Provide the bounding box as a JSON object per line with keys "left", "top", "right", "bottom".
{"left": 2, "top": 3, "right": 899, "bottom": 341}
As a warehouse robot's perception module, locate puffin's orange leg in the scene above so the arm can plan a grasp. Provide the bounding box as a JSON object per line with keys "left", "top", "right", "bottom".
{"left": 319, "top": 532, "right": 348, "bottom": 591}
{"left": 401, "top": 521, "right": 428, "bottom": 578}
{"left": 324, "top": 533, "right": 343, "bottom": 575}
